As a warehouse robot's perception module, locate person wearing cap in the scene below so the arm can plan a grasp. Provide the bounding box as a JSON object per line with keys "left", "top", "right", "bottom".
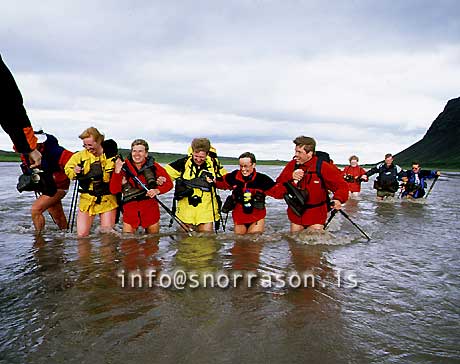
{"left": 110, "top": 139, "right": 173, "bottom": 233}
{"left": 64, "top": 127, "right": 118, "bottom": 237}
{"left": 272, "top": 136, "right": 349, "bottom": 232}
{"left": 0, "top": 54, "right": 41, "bottom": 167}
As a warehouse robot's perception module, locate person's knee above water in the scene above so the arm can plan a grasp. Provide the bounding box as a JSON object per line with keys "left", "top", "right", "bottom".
{"left": 165, "top": 137, "right": 227, "bottom": 232}
{"left": 110, "top": 139, "right": 173, "bottom": 234}
{"left": 272, "top": 136, "right": 349, "bottom": 233}
{"left": 342, "top": 155, "right": 368, "bottom": 196}
{"left": 64, "top": 126, "right": 118, "bottom": 237}
{"left": 365, "top": 153, "right": 405, "bottom": 200}
{"left": 400, "top": 161, "right": 440, "bottom": 199}
{"left": 215, "top": 152, "right": 277, "bottom": 235}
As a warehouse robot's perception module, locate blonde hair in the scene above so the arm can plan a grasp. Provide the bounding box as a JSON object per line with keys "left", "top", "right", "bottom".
{"left": 79, "top": 127, "right": 105, "bottom": 144}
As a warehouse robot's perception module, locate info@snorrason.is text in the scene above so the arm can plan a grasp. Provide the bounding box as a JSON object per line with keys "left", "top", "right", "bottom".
{"left": 117, "top": 269, "right": 358, "bottom": 289}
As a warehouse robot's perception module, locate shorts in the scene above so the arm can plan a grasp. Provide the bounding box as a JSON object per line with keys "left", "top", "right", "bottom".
{"left": 122, "top": 199, "right": 160, "bottom": 229}
{"left": 79, "top": 193, "right": 118, "bottom": 216}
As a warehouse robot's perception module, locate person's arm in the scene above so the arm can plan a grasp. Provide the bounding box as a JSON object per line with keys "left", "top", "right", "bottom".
{"left": 165, "top": 157, "right": 187, "bottom": 181}
{"left": 262, "top": 174, "right": 279, "bottom": 198}
{"left": 64, "top": 151, "right": 83, "bottom": 180}
{"left": 109, "top": 158, "right": 125, "bottom": 194}
{"left": 365, "top": 165, "right": 379, "bottom": 177}
{"left": 269, "top": 162, "right": 294, "bottom": 199}
{"left": 421, "top": 170, "right": 440, "bottom": 179}
{"left": 154, "top": 163, "right": 174, "bottom": 194}
{"left": 323, "top": 163, "right": 349, "bottom": 208}
{"left": 0, "top": 55, "right": 41, "bottom": 165}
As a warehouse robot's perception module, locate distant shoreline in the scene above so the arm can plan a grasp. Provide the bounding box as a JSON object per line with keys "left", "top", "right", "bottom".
{"left": 1, "top": 151, "right": 457, "bottom": 170}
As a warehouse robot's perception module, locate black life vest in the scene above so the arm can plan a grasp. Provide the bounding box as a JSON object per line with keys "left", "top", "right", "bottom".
{"left": 122, "top": 157, "right": 157, "bottom": 203}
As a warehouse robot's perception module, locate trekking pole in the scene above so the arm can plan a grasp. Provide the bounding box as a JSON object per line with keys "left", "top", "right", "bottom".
{"left": 324, "top": 209, "right": 338, "bottom": 230}
{"left": 121, "top": 165, "right": 193, "bottom": 236}
{"left": 67, "top": 179, "right": 78, "bottom": 231}
{"left": 424, "top": 175, "right": 439, "bottom": 199}
{"left": 338, "top": 209, "right": 371, "bottom": 241}
{"left": 222, "top": 213, "right": 229, "bottom": 232}
{"left": 209, "top": 183, "right": 218, "bottom": 234}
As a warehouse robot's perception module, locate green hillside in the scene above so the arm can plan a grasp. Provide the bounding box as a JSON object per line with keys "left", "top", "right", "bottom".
{"left": 0, "top": 148, "right": 287, "bottom": 165}
{"left": 394, "top": 97, "right": 460, "bottom": 169}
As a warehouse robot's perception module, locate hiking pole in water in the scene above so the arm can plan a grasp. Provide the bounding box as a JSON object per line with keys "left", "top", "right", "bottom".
{"left": 424, "top": 175, "right": 439, "bottom": 199}
{"left": 338, "top": 209, "right": 370, "bottom": 241}
{"left": 324, "top": 209, "right": 338, "bottom": 230}
{"left": 209, "top": 182, "right": 218, "bottom": 234}
{"left": 121, "top": 165, "right": 193, "bottom": 236}
{"left": 67, "top": 180, "right": 79, "bottom": 232}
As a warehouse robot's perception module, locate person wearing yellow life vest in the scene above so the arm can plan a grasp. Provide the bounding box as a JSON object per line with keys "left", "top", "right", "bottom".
{"left": 165, "top": 138, "right": 227, "bottom": 232}
{"left": 64, "top": 127, "right": 118, "bottom": 237}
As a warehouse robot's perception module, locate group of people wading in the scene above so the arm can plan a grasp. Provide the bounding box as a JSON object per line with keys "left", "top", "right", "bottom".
{"left": 1, "top": 54, "right": 441, "bottom": 237}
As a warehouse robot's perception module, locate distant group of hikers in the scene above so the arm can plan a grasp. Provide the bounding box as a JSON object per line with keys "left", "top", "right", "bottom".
{"left": 1, "top": 54, "right": 441, "bottom": 238}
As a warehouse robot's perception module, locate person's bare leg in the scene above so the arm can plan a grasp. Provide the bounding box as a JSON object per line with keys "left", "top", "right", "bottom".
{"left": 99, "top": 209, "right": 116, "bottom": 233}
{"left": 77, "top": 210, "right": 95, "bottom": 237}
{"left": 196, "top": 222, "right": 214, "bottom": 233}
{"left": 234, "top": 224, "right": 249, "bottom": 235}
{"left": 290, "top": 222, "right": 305, "bottom": 233}
{"left": 247, "top": 219, "right": 265, "bottom": 234}
{"left": 31, "top": 190, "right": 67, "bottom": 233}
{"left": 146, "top": 222, "right": 160, "bottom": 234}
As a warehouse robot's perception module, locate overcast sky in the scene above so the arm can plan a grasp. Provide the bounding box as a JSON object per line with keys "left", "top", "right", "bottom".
{"left": 1, "top": 0, "right": 459, "bottom": 164}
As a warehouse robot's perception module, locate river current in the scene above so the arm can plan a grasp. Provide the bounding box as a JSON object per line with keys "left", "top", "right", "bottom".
{"left": 0, "top": 162, "right": 458, "bottom": 363}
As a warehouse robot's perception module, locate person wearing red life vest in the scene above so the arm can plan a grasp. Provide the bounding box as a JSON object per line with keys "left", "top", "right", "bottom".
{"left": 215, "top": 152, "right": 277, "bottom": 235}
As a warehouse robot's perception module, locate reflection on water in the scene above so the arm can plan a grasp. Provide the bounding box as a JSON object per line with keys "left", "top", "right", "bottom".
{"left": 0, "top": 163, "right": 459, "bottom": 363}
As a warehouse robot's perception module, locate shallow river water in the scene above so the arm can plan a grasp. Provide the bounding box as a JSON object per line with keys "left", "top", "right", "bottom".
{"left": 0, "top": 162, "right": 458, "bottom": 363}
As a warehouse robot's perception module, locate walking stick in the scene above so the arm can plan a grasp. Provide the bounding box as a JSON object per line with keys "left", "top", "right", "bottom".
{"left": 338, "top": 209, "right": 371, "bottom": 241}
{"left": 67, "top": 180, "right": 79, "bottom": 232}
{"left": 324, "top": 209, "right": 338, "bottom": 230}
{"left": 121, "top": 165, "right": 193, "bottom": 236}
{"left": 209, "top": 183, "right": 219, "bottom": 234}
{"left": 424, "top": 175, "right": 439, "bottom": 199}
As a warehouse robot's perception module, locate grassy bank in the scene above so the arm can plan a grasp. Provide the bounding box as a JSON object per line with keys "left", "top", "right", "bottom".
{"left": 0, "top": 149, "right": 287, "bottom": 166}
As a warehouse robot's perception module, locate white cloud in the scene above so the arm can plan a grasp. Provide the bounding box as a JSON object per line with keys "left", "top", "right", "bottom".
{"left": 1, "top": 1, "right": 459, "bottom": 165}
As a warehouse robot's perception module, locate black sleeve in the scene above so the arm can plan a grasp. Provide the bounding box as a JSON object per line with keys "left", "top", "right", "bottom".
{"left": 258, "top": 173, "right": 276, "bottom": 191}
{"left": 365, "top": 165, "right": 379, "bottom": 177}
{"left": 0, "top": 54, "right": 33, "bottom": 153}
{"left": 168, "top": 156, "right": 188, "bottom": 174}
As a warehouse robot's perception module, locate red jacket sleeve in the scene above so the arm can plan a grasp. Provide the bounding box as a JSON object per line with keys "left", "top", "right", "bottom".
{"left": 155, "top": 163, "right": 173, "bottom": 195}
{"left": 58, "top": 149, "right": 74, "bottom": 170}
{"left": 214, "top": 174, "right": 232, "bottom": 190}
{"left": 270, "top": 161, "right": 296, "bottom": 199}
{"left": 110, "top": 171, "right": 124, "bottom": 194}
{"left": 321, "top": 162, "right": 349, "bottom": 203}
